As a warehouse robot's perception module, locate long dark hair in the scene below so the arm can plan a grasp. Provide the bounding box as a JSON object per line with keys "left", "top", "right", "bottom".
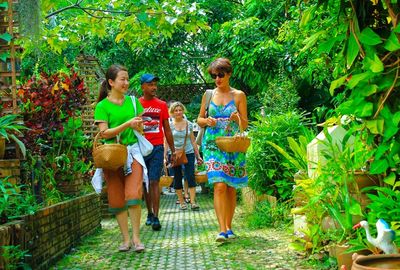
{"left": 97, "top": 64, "right": 128, "bottom": 102}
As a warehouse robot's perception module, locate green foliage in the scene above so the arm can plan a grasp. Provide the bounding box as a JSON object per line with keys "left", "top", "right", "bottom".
{"left": 247, "top": 110, "right": 312, "bottom": 199}
{"left": 245, "top": 200, "right": 292, "bottom": 229}
{"left": 185, "top": 93, "right": 203, "bottom": 121}
{"left": 17, "top": 69, "right": 91, "bottom": 202}
{"left": 1, "top": 245, "right": 30, "bottom": 270}
{"left": 302, "top": 0, "right": 400, "bottom": 179}
{"left": 260, "top": 77, "right": 300, "bottom": 115}
{"left": 0, "top": 114, "right": 27, "bottom": 157}
{"left": 0, "top": 180, "right": 39, "bottom": 224}
{"left": 267, "top": 132, "right": 315, "bottom": 173}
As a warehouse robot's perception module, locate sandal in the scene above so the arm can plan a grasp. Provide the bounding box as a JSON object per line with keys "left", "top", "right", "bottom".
{"left": 191, "top": 203, "right": 200, "bottom": 211}
{"left": 180, "top": 204, "right": 188, "bottom": 210}
{"left": 184, "top": 196, "right": 191, "bottom": 204}
{"left": 118, "top": 243, "right": 131, "bottom": 252}
{"left": 176, "top": 199, "right": 180, "bottom": 205}
{"left": 133, "top": 243, "right": 145, "bottom": 253}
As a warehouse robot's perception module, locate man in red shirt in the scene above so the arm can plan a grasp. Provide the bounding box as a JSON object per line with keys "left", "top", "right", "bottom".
{"left": 139, "top": 74, "right": 176, "bottom": 231}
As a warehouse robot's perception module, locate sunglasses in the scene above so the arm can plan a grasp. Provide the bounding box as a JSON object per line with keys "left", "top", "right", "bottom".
{"left": 210, "top": 72, "right": 225, "bottom": 79}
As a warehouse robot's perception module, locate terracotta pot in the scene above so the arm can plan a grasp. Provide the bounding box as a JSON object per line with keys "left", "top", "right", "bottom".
{"left": 0, "top": 136, "right": 5, "bottom": 159}
{"left": 352, "top": 254, "right": 400, "bottom": 270}
{"left": 351, "top": 172, "right": 380, "bottom": 192}
{"left": 329, "top": 244, "right": 353, "bottom": 270}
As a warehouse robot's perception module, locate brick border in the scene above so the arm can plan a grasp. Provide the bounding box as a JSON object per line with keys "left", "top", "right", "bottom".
{"left": 0, "top": 193, "right": 101, "bottom": 269}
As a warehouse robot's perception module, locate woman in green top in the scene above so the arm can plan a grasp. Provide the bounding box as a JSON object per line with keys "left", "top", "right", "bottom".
{"left": 94, "top": 64, "right": 145, "bottom": 252}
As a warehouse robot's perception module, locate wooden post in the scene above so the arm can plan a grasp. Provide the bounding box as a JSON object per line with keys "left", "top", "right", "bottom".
{"left": 7, "top": 0, "right": 17, "bottom": 114}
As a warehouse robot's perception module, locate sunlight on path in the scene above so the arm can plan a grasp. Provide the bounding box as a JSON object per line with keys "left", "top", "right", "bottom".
{"left": 52, "top": 191, "right": 311, "bottom": 269}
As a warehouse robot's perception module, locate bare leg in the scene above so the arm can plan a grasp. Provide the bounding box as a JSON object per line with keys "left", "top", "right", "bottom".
{"left": 184, "top": 180, "right": 189, "bottom": 200}
{"left": 150, "top": 181, "right": 160, "bottom": 217}
{"left": 115, "top": 211, "right": 130, "bottom": 246}
{"left": 225, "top": 186, "right": 236, "bottom": 230}
{"left": 175, "top": 189, "right": 185, "bottom": 206}
{"left": 128, "top": 205, "right": 142, "bottom": 245}
{"left": 213, "top": 183, "right": 228, "bottom": 232}
{"left": 189, "top": 187, "right": 197, "bottom": 204}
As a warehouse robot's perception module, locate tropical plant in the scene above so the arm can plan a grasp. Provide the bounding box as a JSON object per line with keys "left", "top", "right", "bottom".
{"left": 1, "top": 245, "right": 30, "bottom": 270}
{"left": 18, "top": 68, "right": 86, "bottom": 154}
{"left": 247, "top": 110, "right": 312, "bottom": 200}
{"left": 300, "top": 0, "right": 400, "bottom": 180}
{"left": 0, "top": 179, "right": 39, "bottom": 224}
{"left": 0, "top": 114, "right": 27, "bottom": 158}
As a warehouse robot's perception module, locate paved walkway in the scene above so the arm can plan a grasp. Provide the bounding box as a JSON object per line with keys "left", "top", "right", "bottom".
{"left": 52, "top": 191, "right": 311, "bottom": 269}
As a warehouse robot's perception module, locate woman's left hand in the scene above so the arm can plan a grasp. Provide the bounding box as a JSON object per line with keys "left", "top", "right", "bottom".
{"left": 196, "top": 156, "right": 203, "bottom": 164}
{"left": 229, "top": 111, "right": 239, "bottom": 123}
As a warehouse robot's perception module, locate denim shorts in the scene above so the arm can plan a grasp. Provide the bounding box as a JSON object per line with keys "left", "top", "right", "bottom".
{"left": 144, "top": 145, "right": 164, "bottom": 181}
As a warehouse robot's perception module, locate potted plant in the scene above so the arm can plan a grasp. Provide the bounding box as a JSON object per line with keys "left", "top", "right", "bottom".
{"left": 0, "top": 114, "right": 27, "bottom": 159}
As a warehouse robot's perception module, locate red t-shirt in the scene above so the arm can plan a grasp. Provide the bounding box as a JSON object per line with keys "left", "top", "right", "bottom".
{"left": 139, "top": 97, "right": 169, "bottom": 146}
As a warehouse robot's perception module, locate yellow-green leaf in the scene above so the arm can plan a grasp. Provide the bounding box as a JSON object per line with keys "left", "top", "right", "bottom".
{"left": 370, "top": 158, "right": 389, "bottom": 174}
{"left": 329, "top": 74, "right": 347, "bottom": 95}
{"left": 355, "top": 102, "right": 373, "bottom": 117}
{"left": 383, "top": 172, "right": 396, "bottom": 186}
{"left": 347, "top": 33, "right": 359, "bottom": 68}
{"left": 347, "top": 72, "right": 373, "bottom": 89}
{"left": 362, "top": 53, "right": 384, "bottom": 73}
{"left": 359, "top": 27, "right": 382, "bottom": 45}
{"left": 300, "top": 6, "right": 316, "bottom": 27}
{"left": 365, "top": 119, "right": 384, "bottom": 134}
{"left": 356, "top": 84, "right": 377, "bottom": 97}
{"left": 383, "top": 32, "right": 400, "bottom": 51}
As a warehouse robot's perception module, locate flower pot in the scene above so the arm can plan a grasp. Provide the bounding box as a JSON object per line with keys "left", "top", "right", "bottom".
{"left": 328, "top": 244, "right": 353, "bottom": 270}
{"left": 352, "top": 254, "right": 400, "bottom": 270}
{"left": 355, "top": 172, "right": 380, "bottom": 189}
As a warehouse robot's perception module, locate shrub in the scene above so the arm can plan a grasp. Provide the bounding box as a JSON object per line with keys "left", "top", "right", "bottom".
{"left": 247, "top": 110, "right": 312, "bottom": 200}
{"left": 0, "top": 180, "right": 39, "bottom": 224}
{"left": 246, "top": 200, "right": 292, "bottom": 229}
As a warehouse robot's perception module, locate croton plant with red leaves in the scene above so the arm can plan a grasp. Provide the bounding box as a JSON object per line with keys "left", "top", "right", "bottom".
{"left": 18, "top": 69, "right": 87, "bottom": 154}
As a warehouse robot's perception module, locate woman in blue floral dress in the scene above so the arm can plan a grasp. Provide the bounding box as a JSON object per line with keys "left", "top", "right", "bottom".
{"left": 197, "top": 58, "right": 248, "bottom": 242}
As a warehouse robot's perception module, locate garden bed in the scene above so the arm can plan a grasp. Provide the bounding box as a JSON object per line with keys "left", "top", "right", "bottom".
{"left": 0, "top": 193, "right": 101, "bottom": 269}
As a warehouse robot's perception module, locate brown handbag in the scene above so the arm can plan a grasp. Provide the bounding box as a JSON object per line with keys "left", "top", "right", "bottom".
{"left": 172, "top": 121, "right": 188, "bottom": 167}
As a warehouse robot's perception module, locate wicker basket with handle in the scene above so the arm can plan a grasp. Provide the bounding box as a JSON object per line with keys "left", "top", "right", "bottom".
{"left": 160, "top": 164, "right": 174, "bottom": 187}
{"left": 195, "top": 171, "right": 208, "bottom": 184}
{"left": 215, "top": 114, "right": 250, "bottom": 153}
{"left": 92, "top": 132, "right": 127, "bottom": 171}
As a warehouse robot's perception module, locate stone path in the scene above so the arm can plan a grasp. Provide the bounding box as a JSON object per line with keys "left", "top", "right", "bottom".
{"left": 52, "top": 191, "right": 312, "bottom": 269}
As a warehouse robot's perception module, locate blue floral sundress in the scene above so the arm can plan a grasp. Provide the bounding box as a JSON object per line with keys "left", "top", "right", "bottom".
{"left": 202, "top": 99, "right": 248, "bottom": 189}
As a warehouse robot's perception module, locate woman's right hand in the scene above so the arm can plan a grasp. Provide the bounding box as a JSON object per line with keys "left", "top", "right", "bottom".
{"left": 206, "top": 117, "right": 217, "bottom": 127}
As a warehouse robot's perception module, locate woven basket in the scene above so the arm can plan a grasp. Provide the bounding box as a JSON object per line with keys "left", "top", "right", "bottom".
{"left": 215, "top": 116, "right": 250, "bottom": 153}
{"left": 92, "top": 132, "right": 127, "bottom": 171}
{"left": 159, "top": 164, "right": 174, "bottom": 187}
{"left": 195, "top": 172, "right": 208, "bottom": 184}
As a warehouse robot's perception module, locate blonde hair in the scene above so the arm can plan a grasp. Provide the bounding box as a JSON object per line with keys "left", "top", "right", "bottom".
{"left": 169, "top": 101, "right": 186, "bottom": 115}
